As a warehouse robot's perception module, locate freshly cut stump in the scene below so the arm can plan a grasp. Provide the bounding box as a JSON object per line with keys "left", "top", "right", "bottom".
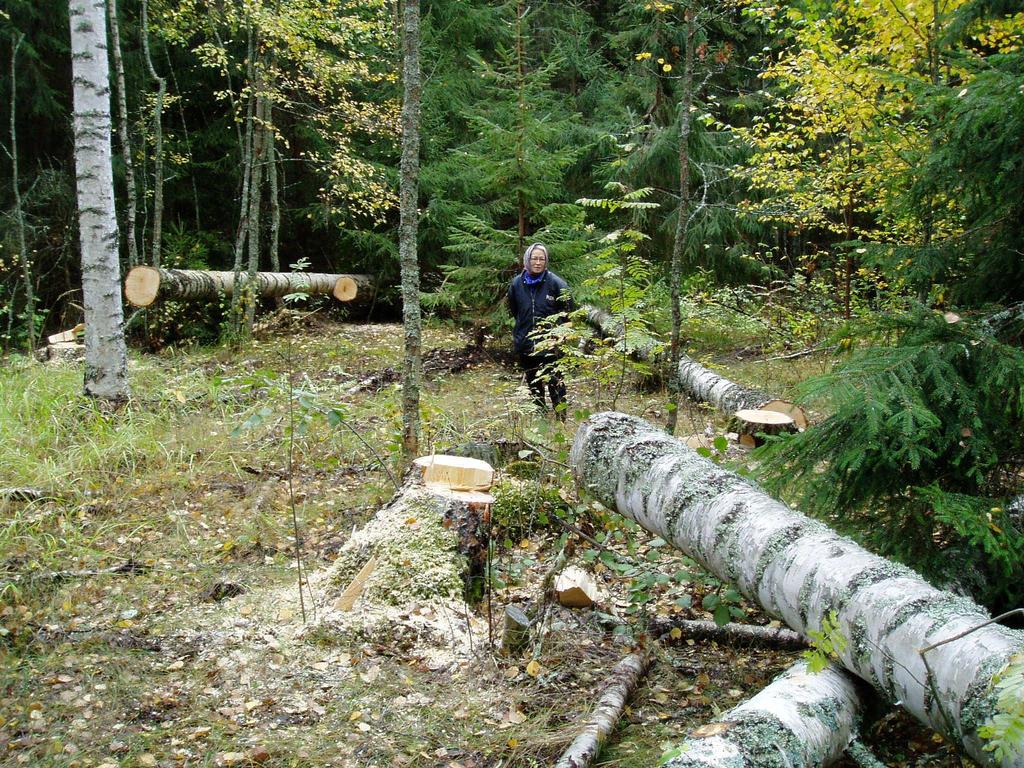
{"left": 414, "top": 454, "right": 494, "bottom": 492}
{"left": 663, "top": 660, "right": 865, "bottom": 768}
{"left": 318, "top": 478, "right": 487, "bottom": 626}
{"left": 570, "top": 411, "right": 1024, "bottom": 767}
{"left": 732, "top": 408, "right": 796, "bottom": 448}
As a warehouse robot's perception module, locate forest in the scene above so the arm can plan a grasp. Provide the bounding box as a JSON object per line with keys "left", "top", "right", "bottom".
{"left": 2, "top": 0, "right": 1024, "bottom": 766}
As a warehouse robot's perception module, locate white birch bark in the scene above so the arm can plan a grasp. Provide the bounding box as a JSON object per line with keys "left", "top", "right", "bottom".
{"left": 570, "top": 412, "right": 1024, "bottom": 767}
{"left": 554, "top": 652, "right": 651, "bottom": 768}
{"left": 677, "top": 354, "right": 808, "bottom": 429}
{"left": 69, "top": 0, "right": 129, "bottom": 401}
{"left": 124, "top": 267, "right": 368, "bottom": 306}
{"left": 663, "top": 660, "right": 864, "bottom": 768}
{"left": 399, "top": 0, "right": 422, "bottom": 458}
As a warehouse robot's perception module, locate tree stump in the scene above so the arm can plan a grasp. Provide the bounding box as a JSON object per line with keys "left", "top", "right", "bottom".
{"left": 732, "top": 408, "right": 796, "bottom": 448}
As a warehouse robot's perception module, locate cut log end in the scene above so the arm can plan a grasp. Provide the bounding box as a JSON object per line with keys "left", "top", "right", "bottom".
{"left": 333, "top": 276, "right": 359, "bottom": 301}
{"left": 124, "top": 266, "right": 161, "bottom": 307}
{"left": 733, "top": 408, "right": 796, "bottom": 448}
{"left": 759, "top": 398, "right": 809, "bottom": 430}
{"left": 414, "top": 454, "right": 494, "bottom": 492}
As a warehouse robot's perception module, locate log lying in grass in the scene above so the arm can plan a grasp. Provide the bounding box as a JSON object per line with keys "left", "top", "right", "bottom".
{"left": 649, "top": 618, "right": 807, "bottom": 650}
{"left": 583, "top": 304, "right": 664, "bottom": 364}
{"left": 677, "top": 354, "right": 808, "bottom": 429}
{"left": 124, "top": 266, "right": 374, "bottom": 307}
{"left": 584, "top": 306, "right": 807, "bottom": 430}
{"left": 554, "top": 651, "right": 651, "bottom": 768}
{"left": 662, "top": 660, "right": 865, "bottom": 768}
{"left": 570, "top": 412, "right": 1024, "bottom": 767}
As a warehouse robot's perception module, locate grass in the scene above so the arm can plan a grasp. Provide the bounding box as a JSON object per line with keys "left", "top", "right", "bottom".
{"left": 0, "top": 315, "right": 958, "bottom": 768}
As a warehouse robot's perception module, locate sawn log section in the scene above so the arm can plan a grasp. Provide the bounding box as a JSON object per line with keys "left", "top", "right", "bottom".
{"left": 570, "top": 411, "right": 1024, "bottom": 767}
{"left": 583, "top": 306, "right": 807, "bottom": 429}
{"left": 124, "top": 266, "right": 374, "bottom": 307}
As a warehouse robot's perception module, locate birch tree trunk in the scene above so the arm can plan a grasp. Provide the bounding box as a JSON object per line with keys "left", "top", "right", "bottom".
{"left": 676, "top": 354, "right": 808, "bottom": 429}
{"left": 667, "top": 11, "right": 696, "bottom": 434}
{"left": 8, "top": 33, "right": 35, "bottom": 354}
{"left": 663, "top": 660, "right": 865, "bottom": 768}
{"left": 69, "top": 0, "right": 130, "bottom": 402}
{"left": 554, "top": 652, "right": 651, "bottom": 768}
{"left": 268, "top": 128, "right": 281, "bottom": 273}
{"left": 230, "top": 27, "right": 256, "bottom": 328}
{"left": 570, "top": 412, "right": 1024, "bottom": 767}
{"left": 106, "top": 0, "right": 139, "bottom": 268}
{"left": 399, "top": 0, "right": 422, "bottom": 459}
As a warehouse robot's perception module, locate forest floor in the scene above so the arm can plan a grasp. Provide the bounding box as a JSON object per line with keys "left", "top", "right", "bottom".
{"left": 1, "top": 312, "right": 963, "bottom": 768}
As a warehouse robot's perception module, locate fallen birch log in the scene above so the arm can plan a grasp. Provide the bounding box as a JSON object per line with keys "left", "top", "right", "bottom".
{"left": 554, "top": 651, "right": 651, "bottom": 768}
{"left": 676, "top": 354, "right": 808, "bottom": 429}
{"left": 570, "top": 412, "right": 1024, "bottom": 767}
{"left": 583, "top": 305, "right": 664, "bottom": 364}
{"left": 649, "top": 618, "right": 807, "bottom": 650}
{"left": 662, "top": 660, "right": 865, "bottom": 768}
{"left": 124, "top": 266, "right": 374, "bottom": 307}
{"left": 583, "top": 306, "right": 807, "bottom": 430}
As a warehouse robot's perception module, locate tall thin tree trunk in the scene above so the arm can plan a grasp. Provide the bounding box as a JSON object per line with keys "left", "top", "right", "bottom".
{"left": 9, "top": 34, "right": 34, "bottom": 354}
{"left": 230, "top": 27, "right": 256, "bottom": 330}
{"left": 140, "top": 0, "right": 165, "bottom": 267}
{"left": 666, "top": 9, "right": 696, "bottom": 434}
{"left": 262, "top": 60, "right": 280, "bottom": 273}
{"left": 69, "top": 0, "right": 130, "bottom": 401}
{"left": 399, "top": 0, "right": 422, "bottom": 459}
{"left": 244, "top": 89, "right": 268, "bottom": 333}
{"left": 163, "top": 46, "right": 200, "bottom": 231}
{"left": 515, "top": 0, "right": 526, "bottom": 255}
{"left": 106, "top": 0, "right": 139, "bottom": 268}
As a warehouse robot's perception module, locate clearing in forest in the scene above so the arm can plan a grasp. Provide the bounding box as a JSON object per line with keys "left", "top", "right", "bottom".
{"left": 1, "top": 318, "right": 962, "bottom": 767}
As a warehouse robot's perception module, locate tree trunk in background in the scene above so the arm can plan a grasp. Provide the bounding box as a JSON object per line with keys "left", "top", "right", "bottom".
{"left": 244, "top": 89, "right": 268, "bottom": 332}
{"left": 140, "top": 0, "right": 165, "bottom": 267}
{"left": 663, "top": 660, "right": 865, "bottom": 768}
{"left": 399, "top": 0, "right": 422, "bottom": 459}
{"left": 515, "top": 0, "right": 526, "bottom": 256}
{"left": 230, "top": 28, "right": 256, "bottom": 331}
{"left": 666, "top": 10, "right": 696, "bottom": 434}
{"left": 69, "top": 0, "right": 129, "bottom": 402}
{"left": 106, "top": 0, "right": 139, "bottom": 268}
{"left": 9, "top": 33, "right": 35, "bottom": 354}
{"left": 268, "top": 124, "right": 281, "bottom": 273}
{"left": 570, "top": 412, "right": 1024, "bottom": 767}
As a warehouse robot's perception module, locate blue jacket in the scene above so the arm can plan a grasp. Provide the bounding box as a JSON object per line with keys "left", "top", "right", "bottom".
{"left": 508, "top": 270, "right": 570, "bottom": 355}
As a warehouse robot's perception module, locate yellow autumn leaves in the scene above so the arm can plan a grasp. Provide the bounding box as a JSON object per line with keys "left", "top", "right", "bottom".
{"left": 634, "top": 51, "right": 673, "bottom": 72}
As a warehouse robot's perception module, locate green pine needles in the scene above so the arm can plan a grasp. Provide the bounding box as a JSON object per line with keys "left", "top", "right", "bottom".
{"left": 758, "top": 306, "right": 1024, "bottom": 608}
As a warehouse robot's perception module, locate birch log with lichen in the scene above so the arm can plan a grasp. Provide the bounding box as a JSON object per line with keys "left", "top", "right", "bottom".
{"left": 570, "top": 412, "right": 1024, "bottom": 767}
{"left": 554, "top": 651, "right": 651, "bottom": 768}
{"left": 676, "top": 354, "right": 808, "bottom": 429}
{"left": 124, "top": 267, "right": 373, "bottom": 307}
{"left": 662, "top": 660, "right": 865, "bottom": 768}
